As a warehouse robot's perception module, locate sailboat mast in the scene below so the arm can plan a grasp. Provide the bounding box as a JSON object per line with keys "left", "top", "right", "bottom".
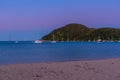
{"left": 8, "top": 33, "right": 11, "bottom": 42}
{"left": 52, "top": 34, "right": 55, "bottom": 41}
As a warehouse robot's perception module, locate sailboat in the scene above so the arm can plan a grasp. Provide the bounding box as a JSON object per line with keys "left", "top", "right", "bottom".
{"left": 110, "top": 36, "right": 114, "bottom": 42}
{"left": 67, "top": 35, "right": 70, "bottom": 42}
{"left": 51, "top": 34, "right": 56, "bottom": 43}
{"left": 88, "top": 36, "right": 91, "bottom": 42}
{"left": 8, "top": 33, "right": 11, "bottom": 42}
{"left": 97, "top": 36, "right": 102, "bottom": 43}
{"left": 8, "top": 33, "right": 13, "bottom": 43}
{"left": 34, "top": 40, "right": 43, "bottom": 44}
{"left": 15, "top": 40, "right": 19, "bottom": 43}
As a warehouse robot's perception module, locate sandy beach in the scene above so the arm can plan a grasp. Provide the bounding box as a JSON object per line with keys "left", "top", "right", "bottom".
{"left": 0, "top": 58, "right": 120, "bottom": 80}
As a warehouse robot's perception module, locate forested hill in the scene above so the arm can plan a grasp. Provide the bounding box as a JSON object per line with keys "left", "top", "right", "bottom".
{"left": 41, "top": 23, "right": 120, "bottom": 41}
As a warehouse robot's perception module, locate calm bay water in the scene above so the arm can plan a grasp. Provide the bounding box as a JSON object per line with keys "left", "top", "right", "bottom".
{"left": 0, "top": 41, "right": 120, "bottom": 65}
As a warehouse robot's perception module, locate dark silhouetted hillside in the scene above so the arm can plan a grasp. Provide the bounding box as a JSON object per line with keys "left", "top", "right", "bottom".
{"left": 42, "top": 23, "right": 120, "bottom": 41}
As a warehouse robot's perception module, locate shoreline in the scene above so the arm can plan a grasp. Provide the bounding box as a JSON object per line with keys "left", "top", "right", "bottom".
{"left": 0, "top": 58, "right": 120, "bottom": 80}
{"left": 0, "top": 57, "right": 119, "bottom": 66}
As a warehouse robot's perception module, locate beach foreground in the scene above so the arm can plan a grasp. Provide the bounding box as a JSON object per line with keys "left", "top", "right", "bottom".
{"left": 0, "top": 59, "right": 120, "bottom": 80}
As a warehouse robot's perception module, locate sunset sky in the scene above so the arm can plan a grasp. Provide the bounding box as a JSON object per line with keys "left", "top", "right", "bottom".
{"left": 0, "top": 0, "right": 120, "bottom": 40}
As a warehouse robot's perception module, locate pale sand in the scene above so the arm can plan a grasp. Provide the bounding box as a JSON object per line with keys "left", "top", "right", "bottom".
{"left": 0, "top": 59, "right": 120, "bottom": 80}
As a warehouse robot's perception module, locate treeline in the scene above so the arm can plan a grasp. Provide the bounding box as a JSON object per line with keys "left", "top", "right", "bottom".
{"left": 42, "top": 23, "right": 120, "bottom": 41}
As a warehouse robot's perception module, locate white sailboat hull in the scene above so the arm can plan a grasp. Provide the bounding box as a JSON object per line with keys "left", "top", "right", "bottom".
{"left": 34, "top": 40, "right": 43, "bottom": 44}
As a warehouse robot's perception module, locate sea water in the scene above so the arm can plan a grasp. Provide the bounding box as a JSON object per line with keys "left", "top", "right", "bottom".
{"left": 0, "top": 41, "right": 120, "bottom": 65}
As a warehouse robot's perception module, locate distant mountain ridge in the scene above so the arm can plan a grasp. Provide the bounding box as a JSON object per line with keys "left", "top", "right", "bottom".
{"left": 42, "top": 23, "right": 120, "bottom": 41}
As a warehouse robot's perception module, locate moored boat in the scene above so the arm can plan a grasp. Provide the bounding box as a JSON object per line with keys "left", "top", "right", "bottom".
{"left": 34, "top": 40, "right": 43, "bottom": 44}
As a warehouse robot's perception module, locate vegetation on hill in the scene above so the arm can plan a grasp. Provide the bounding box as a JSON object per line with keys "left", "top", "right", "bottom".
{"left": 90, "top": 28, "right": 120, "bottom": 41}
{"left": 42, "top": 23, "right": 120, "bottom": 41}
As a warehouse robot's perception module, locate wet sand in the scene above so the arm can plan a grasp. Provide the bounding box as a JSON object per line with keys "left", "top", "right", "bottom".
{"left": 0, "top": 58, "right": 120, "bottom": 80}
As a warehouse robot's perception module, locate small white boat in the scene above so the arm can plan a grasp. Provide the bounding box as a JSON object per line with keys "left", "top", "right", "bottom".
{"left": 96, "top": 39, "right": 102, "bottom": 43}
{"left": 51, "top": 34, "right": 56, "bottom": 43}
{"left": 88, "top": 40, "right": 91, "bottom": 42}
{"left": 34, "top": 40, "right": 43, "bottom": 44}
{"left": 15, "top": 41, "right": 18, "bottom": 43}
{"left": 97, "top": 39, "right": 101, "bottom": 42}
